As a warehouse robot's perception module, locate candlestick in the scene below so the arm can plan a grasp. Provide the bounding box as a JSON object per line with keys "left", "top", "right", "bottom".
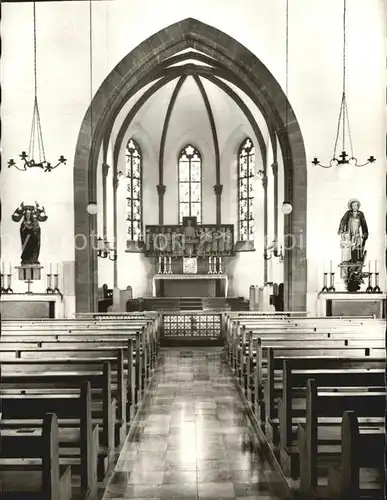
{"left": 46, "top": 272, "right": 53, "bottom": 293}
{"left": 328, "top": 272, "right": 335, "bottom": 292}
{"left": 7, "top": 272, "right": 12, "bottom": 290}
{"left": 321, "top": 272, "right": 329, "bottom": 292}
{"left": 366, "top": 267, "right": 373, "bottom": 293}
{"left": 54, "top": 273, "right": 59, "bottom": 289}
{"left": 208, "top": 256, "right": 213, "bottom": 274}
{"left": 373, "top": 273, "right": 381, "bottom": 293}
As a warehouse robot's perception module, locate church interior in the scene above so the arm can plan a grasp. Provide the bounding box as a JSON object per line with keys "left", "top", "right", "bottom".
{"left": 1, "top": 0, "right": 386, "bottom": 499}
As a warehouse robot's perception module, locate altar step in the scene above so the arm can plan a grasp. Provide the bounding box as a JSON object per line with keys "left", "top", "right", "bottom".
{"left": 179, "top": 298, "right": 203, "bottom": 311}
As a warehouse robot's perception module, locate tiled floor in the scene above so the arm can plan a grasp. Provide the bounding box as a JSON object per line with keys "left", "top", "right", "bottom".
{"left": 103, "top": 347, "right": 285, "bottom": 500}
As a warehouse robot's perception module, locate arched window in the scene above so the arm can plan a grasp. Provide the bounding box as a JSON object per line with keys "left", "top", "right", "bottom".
{"left": 126, "top": 138, "right": 143, "bottom": 241}
{"left": 178, "top": 144, "right": 202, "bottom": 224}
{"left": 238, "top": 138, "right": 255, "bottom": 241}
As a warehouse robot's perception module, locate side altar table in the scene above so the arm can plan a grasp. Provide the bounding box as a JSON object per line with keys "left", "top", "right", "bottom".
{"left": 152, "top": 274, "right": 229, "bottom": 298}
{"left": 0, "top": 293, "right": 65, "bottom": 319}
{"left": 317, "top": 292, "right": 385, "bottom": 318}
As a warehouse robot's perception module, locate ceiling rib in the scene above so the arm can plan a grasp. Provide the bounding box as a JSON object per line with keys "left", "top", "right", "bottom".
{"left": 158, "top": 75, "right": 187, "bottom": 185}
{"left": 193, "top": 74, "right": 221, "bottom": 185}
{"left": 112, "top": 75, "right": 178, "bottom": 167}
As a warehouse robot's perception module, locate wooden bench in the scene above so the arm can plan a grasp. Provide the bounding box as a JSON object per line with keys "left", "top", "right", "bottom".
{"left": 241, "top": 342, "right": 384, "bottom": 423}
{"left": 298, "top": 379, "right": 385, "bottom": 498}
{"left": 0, "top": 413, "right": 72, "bottom": 500}
{"left": 1, "top": 352, "right": 126, "bottom": 442}
{"left": 226, "top": 323, "right": 384, "bottom": 370}
{"left": 0, "top": 382, "right": 98, "bottom": 498}
{"left": 275, "top": 358, "right": 385, "bottom": 476}
{"left": 327, "top": 411, "right": 385, "bottom": 500}
{"left": 0, "top": 334, "right": 151, "bottom": 407}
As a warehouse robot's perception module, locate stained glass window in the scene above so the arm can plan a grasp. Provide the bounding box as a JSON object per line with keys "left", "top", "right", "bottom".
{"left": 126, "top": 138, "right": 143, "bottom": 241}
{"left": 238, "top": 138, "right": 255, "bottom": 241}
{"left": 178, "top": 145, "right": 202, "bottom": 224}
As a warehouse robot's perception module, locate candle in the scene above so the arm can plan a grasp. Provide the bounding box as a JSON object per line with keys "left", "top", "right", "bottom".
{"left": 56, "top": 263, "right": 59, "bottom": 275}
{"left": 368, "top": 260, "right": 371, "bottom": 273}
{"left": 329, "top": 260, "right": 332, "bottom": 273}
{"left": 1, "top": 262, "right": 4, "bottom": 275}
{"left": 49, "top": 262, "right": 52, "bottom": 275}
{"left": 375, "top": 260, "right": 378, "bottom": 274}
{"left": 9, "top": 263, "right": 11, "bottom": 275}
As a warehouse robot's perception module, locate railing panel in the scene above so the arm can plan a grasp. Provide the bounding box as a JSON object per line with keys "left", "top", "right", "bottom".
{"left": 163, "top": 313, "right": 222, "bottom": 338}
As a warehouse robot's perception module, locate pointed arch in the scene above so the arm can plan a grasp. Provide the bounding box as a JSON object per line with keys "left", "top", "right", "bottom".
{"left": 73, "top": 17, "right": 307, "bottom": 312}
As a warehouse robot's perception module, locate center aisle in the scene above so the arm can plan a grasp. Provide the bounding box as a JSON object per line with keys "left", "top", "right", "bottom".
{"left": 103, "top": 347, "right": 284, "bottom": 500}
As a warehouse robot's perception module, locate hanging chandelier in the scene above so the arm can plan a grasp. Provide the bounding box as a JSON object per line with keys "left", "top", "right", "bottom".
{"left": 311, "top": 0, "right": 375, "bottom": 177}
{"left": 7, "top": 2, "right": 66, "bottom": 172}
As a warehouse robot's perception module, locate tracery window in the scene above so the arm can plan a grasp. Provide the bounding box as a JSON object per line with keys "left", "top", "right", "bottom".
{"left": 126, "top": 138, "right": 143, "bottom": 241}
{"left": 178, "top": 144, "right": 202, "bottom": 224}
{"left": 238, "top": 138, "right": 255, "bottom": 241}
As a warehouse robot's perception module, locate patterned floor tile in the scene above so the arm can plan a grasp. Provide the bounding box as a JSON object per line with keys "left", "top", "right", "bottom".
{"left": 102, "top": 348, "right": 286, "bottom": 500}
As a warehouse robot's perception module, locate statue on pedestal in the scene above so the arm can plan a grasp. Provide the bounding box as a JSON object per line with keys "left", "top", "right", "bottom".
{"left": 182, "top": 216, "right": 198, "bottom": 256}
{"left": 338, "top": 198, "right": 369, "bottom": 292}
{"left": 12, "top": 201, "right": 48, "bottom": 265}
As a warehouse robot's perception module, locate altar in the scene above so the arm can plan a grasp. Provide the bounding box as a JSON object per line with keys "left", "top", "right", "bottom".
{"left": 0, "top": 293, "right": 65, "bottom": 319}
{"left": 317, "top": 292, "right": 385, "bottom": 318}
{"left": 152, "top": 274, "right": 229, "bottom": 298}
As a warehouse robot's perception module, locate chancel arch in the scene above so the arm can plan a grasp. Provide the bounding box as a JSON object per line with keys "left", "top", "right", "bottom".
{"left": 73, "top": 18, "right": 307, "bottom": 313}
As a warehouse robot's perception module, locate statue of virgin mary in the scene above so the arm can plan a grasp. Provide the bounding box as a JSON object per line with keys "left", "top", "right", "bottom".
{"left": 12, "top": 202, "right": 48, "bottom": 265}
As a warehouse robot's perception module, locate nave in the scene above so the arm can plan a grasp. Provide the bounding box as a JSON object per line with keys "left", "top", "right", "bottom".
{"left": 1, "top": 312, "right": 385, "bottom": 500}
{"left": 103, "top": 347, "right": 283, "bottom": 500}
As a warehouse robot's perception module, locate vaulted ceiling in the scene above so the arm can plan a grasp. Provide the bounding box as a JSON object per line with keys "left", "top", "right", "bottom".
{"left": 110, "top": 49, "right": 272, "bottom": 169}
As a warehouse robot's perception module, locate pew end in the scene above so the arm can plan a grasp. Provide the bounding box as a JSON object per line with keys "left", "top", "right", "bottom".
{"left": 0, "top": 413, "right": 72, "bottom": 500}
{"left": 327, "top": 410, "right": 385, "bottom": 500}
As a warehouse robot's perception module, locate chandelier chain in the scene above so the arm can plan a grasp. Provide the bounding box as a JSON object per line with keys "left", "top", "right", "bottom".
{"left": 342, "top": 0, "right": 346, "bottom": 96}
{"left": 285, "top": 0, "right": 289, "bottom": 98}
{"left": 7, "top": 1, "right": 66, "bottom": 171}
{"left": 30, "top": 1, "right": 46, "bottom": 163}
{"left": 89, "top": 0, "right": 93, "bottom": 133}
{"left": 332, "top": 0, "right": 349, "bottom": 159}
{"left": 33, "top": 1, "right": 37, "bottom": 97}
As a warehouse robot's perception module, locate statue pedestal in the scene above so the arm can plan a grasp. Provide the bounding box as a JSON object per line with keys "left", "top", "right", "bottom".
{"left": 317, "top": 292, "right": 385, "bottom": 318}
{"left": 15, "top": 265, "right": 43, "bottom": 281}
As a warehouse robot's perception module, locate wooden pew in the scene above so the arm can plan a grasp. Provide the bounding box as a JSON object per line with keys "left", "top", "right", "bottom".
{"left": 0, "top": 332, "right": 152, "bottom": 406}
{"left": 327, "top": 411, "right": 385, "bottom": 500}
{"left": 1, "top": 352, "right": 127, "bottom": 443}
{"left": 226, "top": 323, "right": 385, "bottom": 371}
{"left": 1, "top": 360, "right": 118, "bottom": 455}
{"left": 298, "top": 379, "right": 385, "bottom": 498}
{"left": 0, "top": 383, "right": 98, "bottom": 498}
{"left": 0, "top": 413, "right": 72, "bottom": 500}
{"left": 243, "top": 343, "right": 384, "bottom": 425}
{"left": 275, "top": 358, "right": 385, "bottom": 476}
